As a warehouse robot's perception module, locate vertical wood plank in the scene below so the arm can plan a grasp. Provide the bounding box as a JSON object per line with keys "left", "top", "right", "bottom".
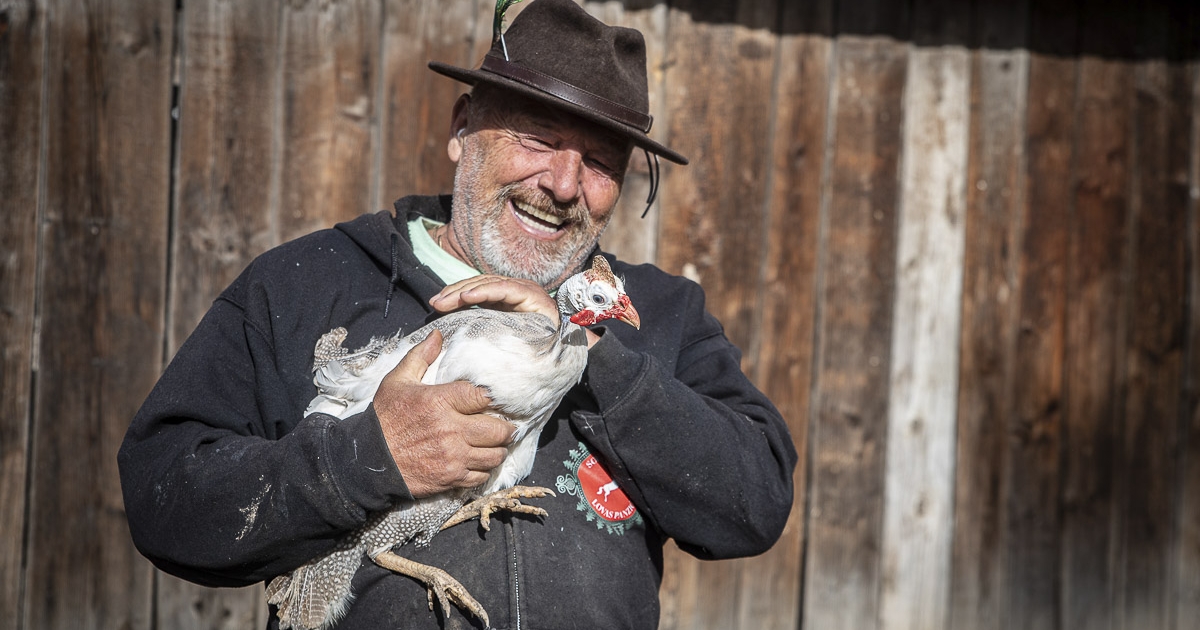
{"left": 277, "top": 0, "right": 381, "bottom": 242}
{"left": 0, "top": 0, "right": 46, "bottom": 627}
{"left": 1000, "top": 2, "right": 1082, "bottom": 628}
{"left": 24, "top": 0, "right": 173, "bottom": 627}
{"left": 656, "top": 3, "right": 781, "bottom": 628}
{"left": 590, "top": 0, "right": 668, "bottom": 266}
{"left": 735, "top": 1, "right": 833, "bottom": 628}
{"left": 657, "top": 0, "right": 779, "bottom": 354}
{"left": 378, "top": 0, "right": 490, "bottom": 206}
{"left": 170, "top": 0, "right": 281, "bottom": 354}
{"left": 1178, "top": 51, "right": 1200, "bottom": 630}
{"left": 879, "top": 0, "right": 970, "bottom": 626}
{"left": 1117, "top": 5, "right": 1192, "bottom": 628}
{"left": 948, "top": 1, "right": 1030, "bottom": 627}
{"left": 803, "top": 2, "right": 910, "bottom": 627}
{"left": 1061, "top": 4, "right": 1136, "bottom": 627}
{"left": 161, "top": 3, "right": 284, "bottom": 624}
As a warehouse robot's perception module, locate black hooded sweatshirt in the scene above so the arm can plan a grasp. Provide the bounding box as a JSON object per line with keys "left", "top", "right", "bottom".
{"left": 118, "top": 195, "right": 797, "bottom": 630}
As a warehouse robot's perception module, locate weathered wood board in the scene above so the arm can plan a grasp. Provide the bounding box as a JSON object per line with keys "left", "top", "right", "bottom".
{"left": 656, "top": 2, "right": 781, "bottom": 628}
{"left": 277, "top": 0, "right": 381, "bottom": 242}
{"left": 803, "top": 0, "right": 910, "bottom": 625}
{"left": 879, "top": 0, "right": 971, "bottom": 626}
{"left": 22, "top": 1, "right": 174, "bottom": 628}
{"left": 0, "top": 1, "right": 46, "bottom": 627}
{"left": 378, "top": 0, "right": 490, "bottom": 205}
{"left": 735, "top": 0, "right": 832, "bottom": 627}
{"left": 1179, "top": 58, "right": 1200, "bottom": 630}
{"left": 1060, "top": 1, "right": 1137, "bottom": 625}
{"left": 1116, "top": 5, "right": 1192, "bottom": 627}
{"left": 948, "top": 1, "right": 1030, "bottom": 628}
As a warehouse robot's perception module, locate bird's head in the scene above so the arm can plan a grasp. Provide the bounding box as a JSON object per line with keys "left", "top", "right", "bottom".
{"left": 557, "top": 256, "right": 640, "bottom": 330}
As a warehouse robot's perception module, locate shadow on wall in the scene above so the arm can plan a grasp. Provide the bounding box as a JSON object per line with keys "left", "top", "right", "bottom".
{"left": 616, "top": 0, "right": 1199, "bottom": 61}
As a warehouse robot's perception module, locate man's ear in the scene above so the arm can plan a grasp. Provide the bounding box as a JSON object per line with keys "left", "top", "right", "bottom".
{"left": 447, "top": 93, "right": 472, "bottom": 163}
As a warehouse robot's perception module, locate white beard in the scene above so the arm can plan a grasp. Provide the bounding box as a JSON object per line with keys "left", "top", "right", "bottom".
{"left": 449, "top": 138, "right": 612, "bottom": 289}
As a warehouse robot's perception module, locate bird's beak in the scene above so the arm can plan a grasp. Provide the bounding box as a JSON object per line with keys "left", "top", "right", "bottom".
{"left": 616, "top": 295, "right": 641, "bottom": 330}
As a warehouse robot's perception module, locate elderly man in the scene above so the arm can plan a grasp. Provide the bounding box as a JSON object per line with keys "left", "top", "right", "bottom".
{"left": 118, "top": 0, "right": 796, "bottom": 628}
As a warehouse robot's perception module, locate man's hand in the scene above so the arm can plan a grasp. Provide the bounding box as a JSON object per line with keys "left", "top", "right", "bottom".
{"left": 430, "top": 274, "right": 602, "bottom": 347}
{"left": 372, "top": 330, "right": 514, "bottom": 498}
{"left": 430, "top": 275, "right": 559, "bottom": 323}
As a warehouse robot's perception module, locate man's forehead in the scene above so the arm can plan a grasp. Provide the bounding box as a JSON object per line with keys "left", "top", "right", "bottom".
{"left": 486, "top": 91, "right": 631, "bottom": 153}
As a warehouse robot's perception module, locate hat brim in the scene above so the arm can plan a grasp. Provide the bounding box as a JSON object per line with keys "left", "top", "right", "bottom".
{"left": 429, "top": 60, "right": 688, "bottom": 166}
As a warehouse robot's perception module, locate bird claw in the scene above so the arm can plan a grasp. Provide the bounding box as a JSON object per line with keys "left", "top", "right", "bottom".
{"left": 373, "top": 550, "right": 491, "bottom": 627}
{"left": 443, "top": 485, "right": 556, "bottom": 532}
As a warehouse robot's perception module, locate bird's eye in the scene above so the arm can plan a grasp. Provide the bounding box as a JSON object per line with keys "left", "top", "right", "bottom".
{"left": 591, "top": 294, "right": 606, "bottom": 305}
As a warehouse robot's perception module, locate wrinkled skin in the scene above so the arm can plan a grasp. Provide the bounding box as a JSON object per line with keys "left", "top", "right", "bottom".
{"left": 442, "top": 86, "right": 631, "bottom": 290}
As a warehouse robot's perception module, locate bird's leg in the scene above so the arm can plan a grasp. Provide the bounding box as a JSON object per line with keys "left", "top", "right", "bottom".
{"left": 372, "top": 550, "right": 490, "bottom": 627}
{"left": 442, "top": 485, "right": 556, "bottom": 532}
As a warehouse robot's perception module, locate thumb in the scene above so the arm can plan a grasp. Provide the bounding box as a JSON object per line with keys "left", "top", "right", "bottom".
{"left": 386, "top": 329, "right": 444, "bottom": 384}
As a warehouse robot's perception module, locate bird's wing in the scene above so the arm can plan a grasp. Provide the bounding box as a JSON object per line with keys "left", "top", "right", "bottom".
{"left": 305, "top": 330, "right": 416, "bottom": 419}
{"left": 304, "top": 310, "right": 562, "bottom": 421}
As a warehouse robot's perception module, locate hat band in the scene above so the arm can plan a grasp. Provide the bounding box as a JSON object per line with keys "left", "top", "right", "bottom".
{"left": 480, "top": 54, "right": 653, "bottom": 134}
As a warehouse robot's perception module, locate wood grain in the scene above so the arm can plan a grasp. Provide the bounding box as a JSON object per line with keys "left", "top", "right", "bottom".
{"left": 0, "top": 1, "right": 46, "bottom": 627}
{"left": 1116, "top": 6, "right": 1191, "bottom": 626}
{"left": 1179, "top": 55, "right": 1200, "bottom": 630}
{"left": 1061, "top": 35, "right": 1135, "bottom": 630}
{"left": 803, "top": 2, "right": 909, "bottom": 624}
{"left": 657, "top": 0, "right": 779, "bottom": 355}
{"left": 656, "top": 2, "right": 781, "bottom": 628}
{"left": 23, "top": 0, "right": 173, "bottom": 627}
{"left": 170, "top": 0, "right": 281, "bottom": 351}
{"left": 879, "top": 0, "right": 970, "bottom": 626}
{"left": 277, "top": 0, "right": 381, "bottom": 242}
{"left": 948, "top": 2, "right": 1030, "bottom": 627}
{"left": 991, "top": 3, "right": 1080, "bottom": 630}
{"left": 735, "top": 1, "right": 833, "bottom": 628}
{"left": 378, "top": 0, "right": 490, "bottom": 206}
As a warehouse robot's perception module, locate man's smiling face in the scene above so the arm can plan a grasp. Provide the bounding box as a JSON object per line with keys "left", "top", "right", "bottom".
{"left": 445, "top": 87, "right": 632, "bottom": 289}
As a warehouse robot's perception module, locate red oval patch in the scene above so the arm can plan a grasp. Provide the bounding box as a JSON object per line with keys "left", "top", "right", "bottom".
{"left": 577, "top": 454, "right": 636, "bottom": 522}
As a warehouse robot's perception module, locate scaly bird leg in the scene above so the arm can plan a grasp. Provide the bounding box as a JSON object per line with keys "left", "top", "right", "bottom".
{"left": 369, "top": 486, "right": 554, "bottom": 625}
{"left": 442, "top": 485, "right": 557, "bottom": 532}
{"left": 372, "top": 551, "right": 490, "bottom": 628}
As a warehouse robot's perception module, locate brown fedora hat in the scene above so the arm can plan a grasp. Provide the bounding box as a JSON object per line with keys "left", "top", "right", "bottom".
{"left": 428, "top": 0, "right": 687, "bottom": 165}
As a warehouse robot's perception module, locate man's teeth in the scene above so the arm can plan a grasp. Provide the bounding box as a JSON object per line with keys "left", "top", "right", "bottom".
{"left": 513, "top": 200, "right": 564, "bottom": 233}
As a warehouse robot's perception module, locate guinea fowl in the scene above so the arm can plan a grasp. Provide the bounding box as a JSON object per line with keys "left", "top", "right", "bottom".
{"left": 266, "top": 255, "right": 640, "bottom": 630}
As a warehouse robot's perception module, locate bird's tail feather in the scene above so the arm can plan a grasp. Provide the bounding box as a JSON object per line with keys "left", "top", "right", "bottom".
{"left": 267, "top": 546, "right": 362, "bottom": 630}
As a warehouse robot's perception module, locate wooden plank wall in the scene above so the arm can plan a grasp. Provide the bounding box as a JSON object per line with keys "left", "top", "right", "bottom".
{"left": 1, "top": 1, "right": 1198, "bottom": 628}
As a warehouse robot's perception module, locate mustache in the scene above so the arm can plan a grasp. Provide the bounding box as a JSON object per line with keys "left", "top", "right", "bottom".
{"left": 494, "top": 183, "right": 589, "bottom": 224}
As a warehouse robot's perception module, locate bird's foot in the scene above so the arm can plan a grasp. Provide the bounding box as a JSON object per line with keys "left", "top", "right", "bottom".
{"left": 442, "top": 485, "right": 556, "bottom": 532}
{"left": 373, "top": 550, "right": 490, "bottom": 627}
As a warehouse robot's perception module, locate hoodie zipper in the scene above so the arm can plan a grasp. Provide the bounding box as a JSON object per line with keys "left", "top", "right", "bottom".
{"left": 509, "top": 521, "right": 522, "bottom": 630}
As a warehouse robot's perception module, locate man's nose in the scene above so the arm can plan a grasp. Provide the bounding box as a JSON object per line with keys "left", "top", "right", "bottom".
{"left": 539, "top": 149, "right": 583, "bottom": 203}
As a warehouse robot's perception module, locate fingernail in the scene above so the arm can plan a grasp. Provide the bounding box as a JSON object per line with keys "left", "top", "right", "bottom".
{"left": 507, "top": 429, "right": 518, "bottom": 445}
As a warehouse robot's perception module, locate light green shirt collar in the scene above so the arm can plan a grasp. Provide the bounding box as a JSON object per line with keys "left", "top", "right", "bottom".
{"left": 407, "top": 218, "right": 480, "bottom": 286}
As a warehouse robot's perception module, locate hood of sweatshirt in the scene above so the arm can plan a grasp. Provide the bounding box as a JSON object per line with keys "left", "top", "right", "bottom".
{"left": 333, "top": 195, "right": 455, "bottom": 317}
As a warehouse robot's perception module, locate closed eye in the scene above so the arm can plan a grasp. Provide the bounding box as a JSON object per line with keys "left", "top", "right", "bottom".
{"left": 586, "top": 156, "right": 614, "bottom": 173}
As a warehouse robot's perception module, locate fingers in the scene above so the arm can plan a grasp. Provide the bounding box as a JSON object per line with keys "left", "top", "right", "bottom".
{"left": 430, "top": 275, "right": 559, "bottom": 323}
{"left": 382, "top": 329, "right": 444, "bottom": 386}
{"left": 373, "top": 339, "right": 517, "bottom": 498}
{"left": 381, "top": 410, "right": 514, "bottom": 497}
